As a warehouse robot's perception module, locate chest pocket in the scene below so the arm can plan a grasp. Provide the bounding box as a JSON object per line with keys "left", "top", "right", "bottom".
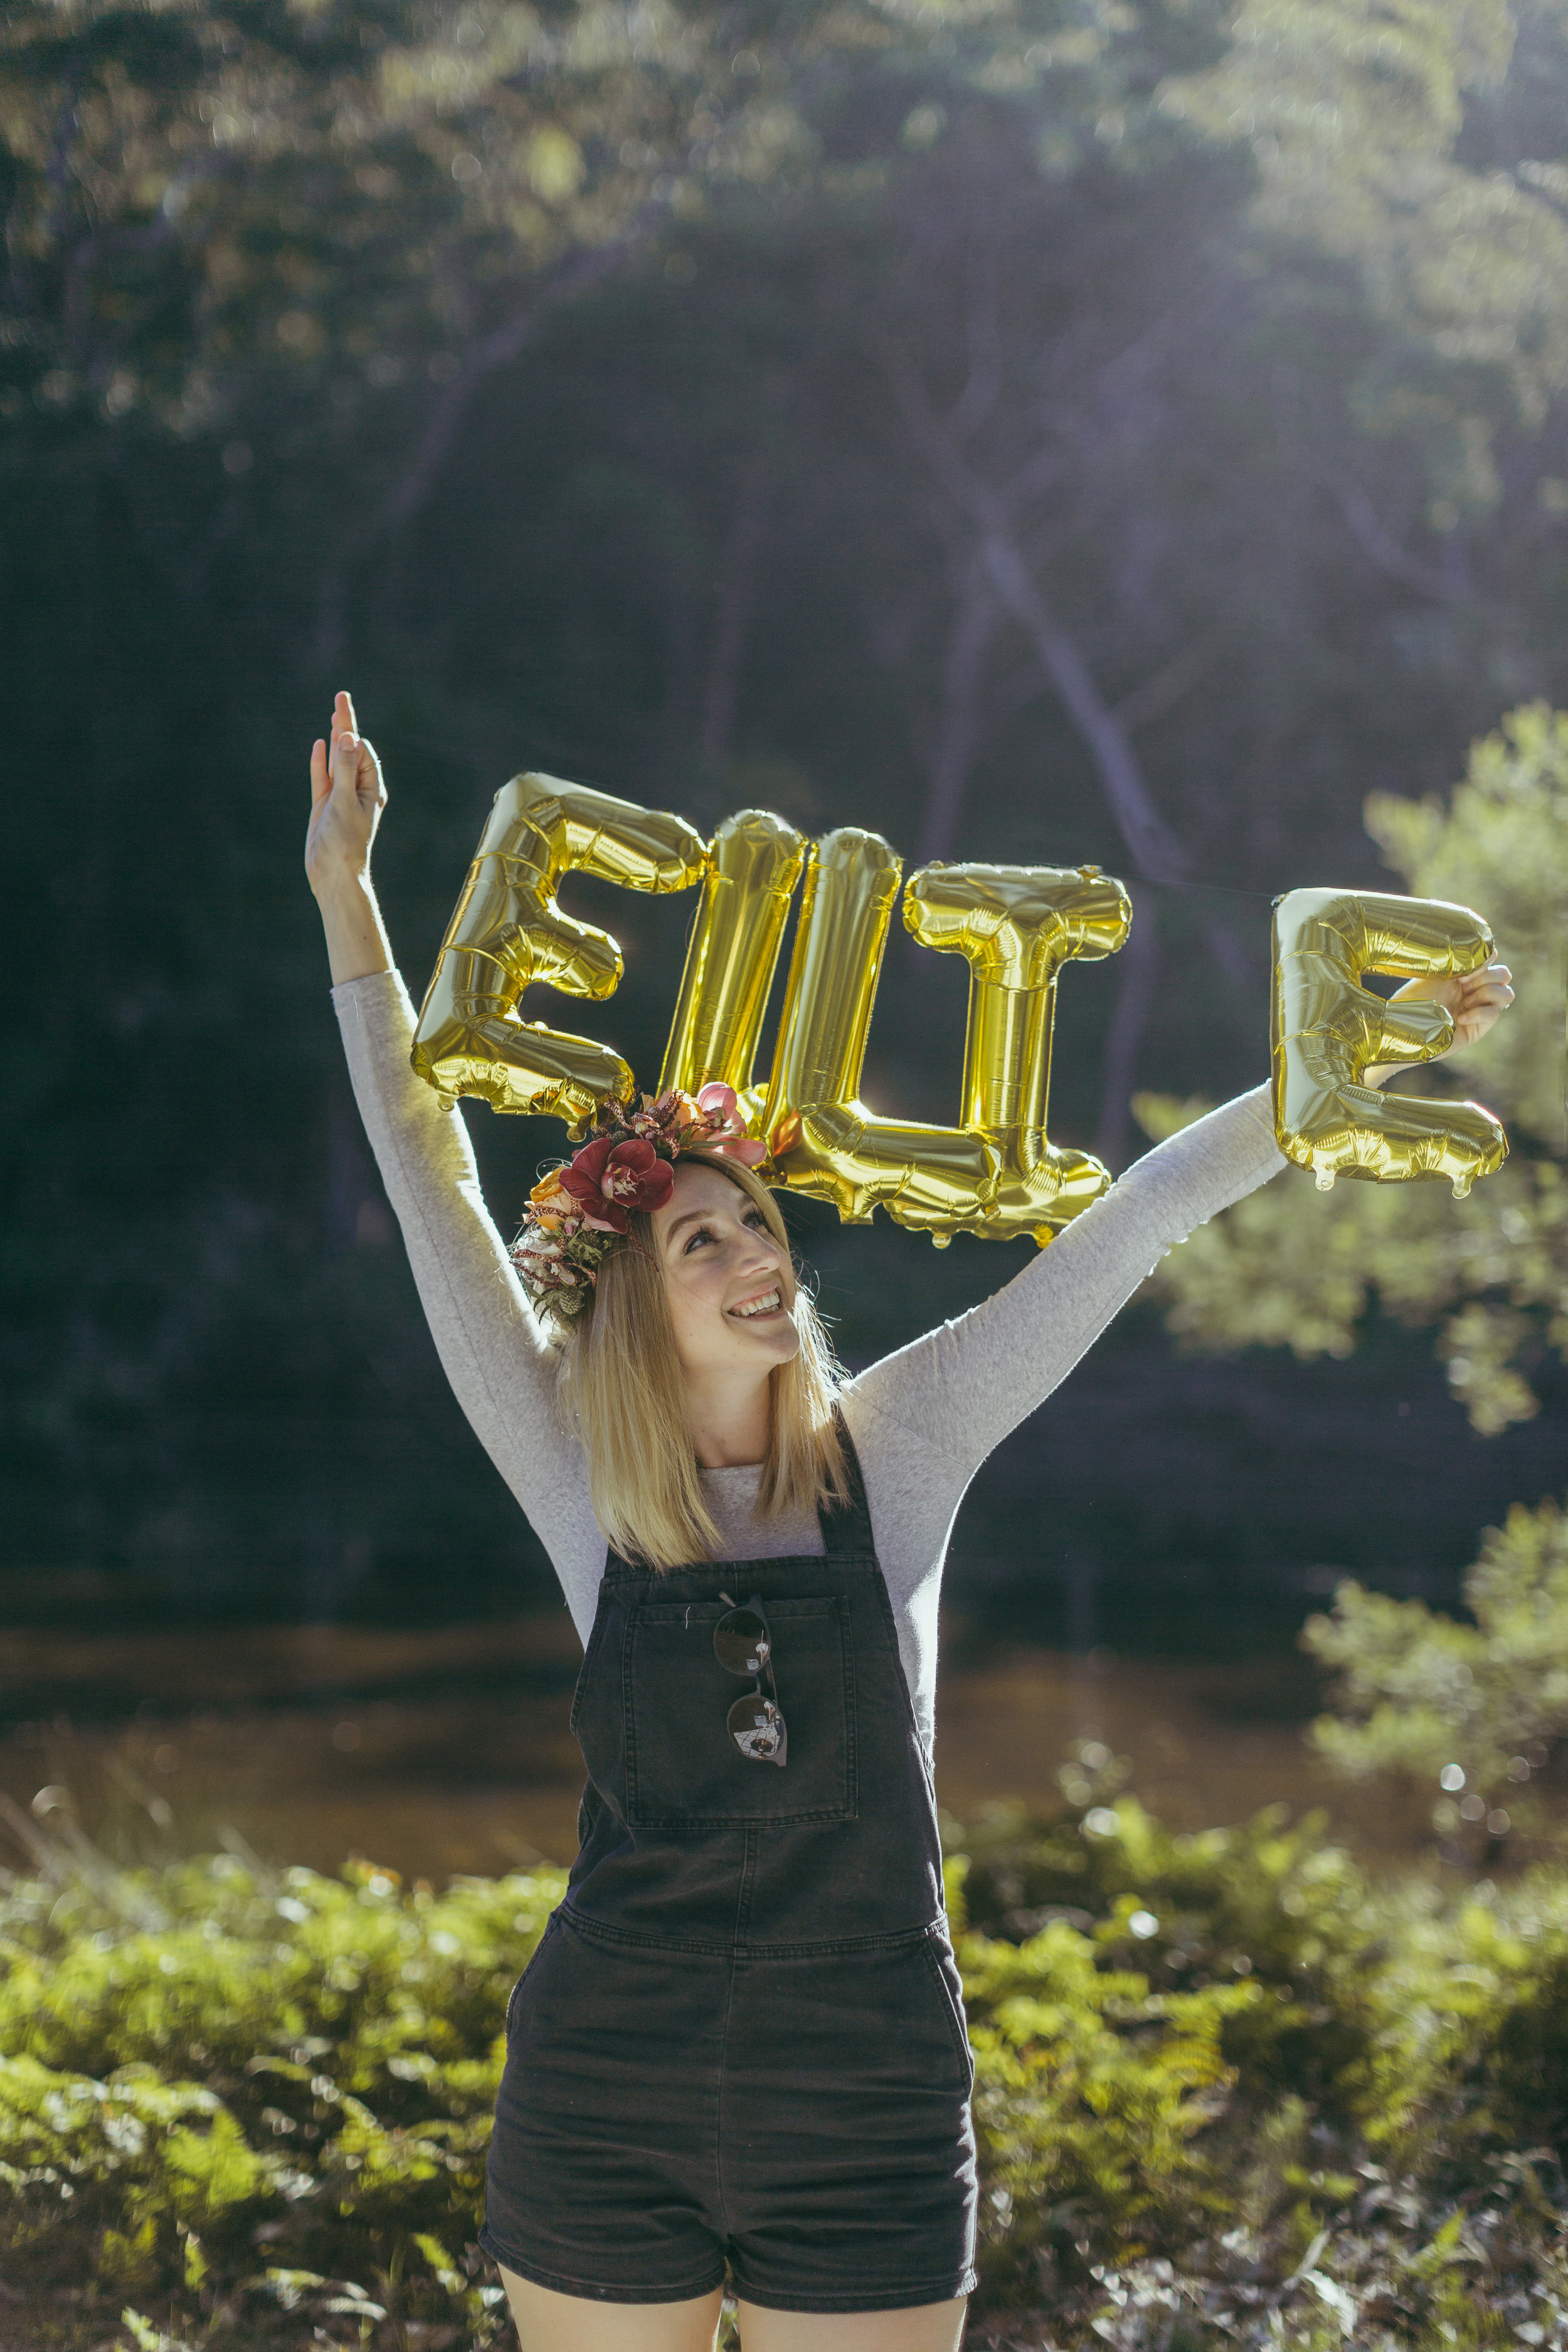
{"left": 624, "top": 1596, "right": 857, "bottom": 1829}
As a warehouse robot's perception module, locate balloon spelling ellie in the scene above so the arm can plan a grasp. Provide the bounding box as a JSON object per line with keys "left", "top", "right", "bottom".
{"left": 411, "top": 775, "right": 1509, "bottom": 1244}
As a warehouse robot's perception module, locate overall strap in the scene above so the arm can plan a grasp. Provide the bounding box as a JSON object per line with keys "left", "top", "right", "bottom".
{"left": 818, "top": 1409, "right": 876, "bottom": 1557}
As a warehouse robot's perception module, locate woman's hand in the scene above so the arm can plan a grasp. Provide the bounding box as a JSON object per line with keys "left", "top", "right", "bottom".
{"left": 1365, "top": 959, "right": 1515, "bottom": 1086}
{"left": 307, "top": 689, "right": 385, "bottom": 899}
{"left": 307, "top": 689, "right": 394, "bottom": 985}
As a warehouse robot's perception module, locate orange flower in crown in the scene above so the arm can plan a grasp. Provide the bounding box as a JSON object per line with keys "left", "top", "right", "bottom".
{"left": 509, "top": 1082, "right": 766, "bottom": 1320}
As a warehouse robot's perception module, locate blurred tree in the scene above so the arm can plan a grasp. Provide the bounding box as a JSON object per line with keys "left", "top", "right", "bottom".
{"left": 1167, "top": 0, "right": 1568, "bottom": 514}
{"left": 0, "top": 0, "right": 848, "bottom": 655}
{"left": 864, "top": 0, "right": 1568, "bottom": 1147}
{"left": 8, "top": 1, "right": 1568, "bottom": 1615}
{"left": 1140, "top": 701, "right": 1568, "bottom": 1434}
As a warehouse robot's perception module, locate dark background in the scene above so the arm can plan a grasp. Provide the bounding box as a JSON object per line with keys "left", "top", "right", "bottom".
{"left": 6, "top": 0, "right": 1568, "bottom": 1661}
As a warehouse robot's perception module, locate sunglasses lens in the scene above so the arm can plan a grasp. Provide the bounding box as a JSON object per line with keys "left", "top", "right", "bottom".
{"left": 728, "top": 1692, "right": 787, "bottom": 1766}
{"left": 714, "top": 1609, "right": 770, "bottom": 1677}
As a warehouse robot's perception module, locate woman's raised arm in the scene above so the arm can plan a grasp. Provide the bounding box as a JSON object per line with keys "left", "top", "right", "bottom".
{"left": 304, "top": 695, "right": 606, "bottom": 1625}
{"left": 846, "top": 953, "right": 1515, "bottom": 1486}
{"left": 845, "top": 1088, "right": 1287, "bottom": 1483}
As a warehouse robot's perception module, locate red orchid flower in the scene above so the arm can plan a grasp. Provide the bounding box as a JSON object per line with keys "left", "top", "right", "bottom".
{"left": 558, "top": 1135, "right": 675, "bottom": 1233}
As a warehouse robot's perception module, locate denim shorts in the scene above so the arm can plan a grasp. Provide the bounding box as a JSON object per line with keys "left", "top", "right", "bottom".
{"left": 479, "top": 1904, "right": 979, "bottom": 2312}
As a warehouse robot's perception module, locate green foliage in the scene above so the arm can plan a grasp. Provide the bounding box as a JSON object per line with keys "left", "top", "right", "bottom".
{"left": 1364, "top": 701, "right": 1568, "bottom": 1148}
{"left": 1165, "top": 0, "right": 1568, "bottom": 522}
{"left": 16, "top": 1799, "right": 1568, "bottom": 2345}
{"left": 1142, "top": 701, "right": 1568, "bottom": 1433}
{"left": 1303, "top": 1493, "right": 1568, "bottom": 1867}
{"left": 0, "top": 0, "right": 1220, "bottom": 442}
{"left": 0, "top": 1852, "right": 565, "bottom": 2346}
{"left": 955, "top": 1779, "right": 1568, "bottom": 2346}
{"left": 960, "top": 1904, "right": 1259, "bottom": 2305}
{"left": 0, "top": 0, "right": 826, "bottom": 432}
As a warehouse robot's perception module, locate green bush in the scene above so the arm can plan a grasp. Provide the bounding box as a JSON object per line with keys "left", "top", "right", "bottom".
{"left": 1305, "top": 1495, "right": 1568, "bottom": 1868}
{"left": 8, "top": 1807, "right": 1568, "bottom": 2348}
{"left": 0, "top": 1853, "right": 562, "bottom": 2348}
{"left": 955, "top": 1779, "right": 1568, "bottom": 2347}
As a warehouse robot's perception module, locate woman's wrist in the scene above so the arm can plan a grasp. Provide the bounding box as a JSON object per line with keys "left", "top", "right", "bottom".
{"left": 316, "top": 869, "right": 393, "bottom": 987}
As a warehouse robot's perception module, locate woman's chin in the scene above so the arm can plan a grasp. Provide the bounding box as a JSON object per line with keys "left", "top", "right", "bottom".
{"left": 746, "top": 1310, "right": 801, "bottom": 1362}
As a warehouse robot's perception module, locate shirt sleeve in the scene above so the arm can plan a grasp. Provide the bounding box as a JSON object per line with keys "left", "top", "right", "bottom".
{"left": 329, "top": 968, "right": 605, "bottom": 1633}
{"left": 844, "top": 1087, "right": 1288, "bottom": 1476}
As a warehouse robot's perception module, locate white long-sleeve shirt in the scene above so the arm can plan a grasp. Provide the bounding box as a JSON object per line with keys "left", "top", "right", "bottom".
{"left": 334, "top": 969, "right": 1287, "bottom": 1764}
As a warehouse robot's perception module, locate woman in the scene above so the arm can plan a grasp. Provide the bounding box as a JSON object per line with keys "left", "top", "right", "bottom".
{"left": 306, "top": 691, "right": 1512, "bottom": 2352}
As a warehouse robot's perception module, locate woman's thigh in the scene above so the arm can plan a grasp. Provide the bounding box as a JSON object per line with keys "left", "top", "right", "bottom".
{"left": 734, "top": 2296, "right": 967, "bottom": 2351}
{"left": 499, "top": 2264, "right": 726, "bottom": 2351}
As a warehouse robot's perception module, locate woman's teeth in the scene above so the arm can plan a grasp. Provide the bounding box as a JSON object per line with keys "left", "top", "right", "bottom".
{"left": 730, "top": 1289, "right": 781, "bottom": 1319}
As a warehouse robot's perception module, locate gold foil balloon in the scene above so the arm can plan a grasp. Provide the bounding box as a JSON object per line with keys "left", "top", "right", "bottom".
{"left": 760, "top": 830, "right": 1002, "bottom": 1234}
{"left": 411, "top": 773, "right": 706, "bottom": 1128}
{"left": 1271, "top": 887, "right": 1509, "bottom": 1197}
{"left": 659, "top": 809, "right": 807, "bottom": 1120}
{"left": 408, "top": 773, "right": 1510, "bottom": 1242}
{"left": 903, "top": 862, "right": 1133, "bottom": 1241}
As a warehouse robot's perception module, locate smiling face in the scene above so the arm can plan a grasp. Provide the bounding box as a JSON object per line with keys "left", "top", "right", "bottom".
{"left": 650, "top": 1158, "right": 799, "bottom": 1384}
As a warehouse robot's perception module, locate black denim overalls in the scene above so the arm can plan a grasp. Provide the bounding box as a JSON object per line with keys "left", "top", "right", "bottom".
{"left": 479, "top": 1433, "right": 980, "bottom": 2313}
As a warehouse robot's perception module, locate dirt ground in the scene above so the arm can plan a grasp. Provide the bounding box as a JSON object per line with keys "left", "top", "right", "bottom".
{"left": 0, "top": 1613, "right": 1426, "bottom": 1885}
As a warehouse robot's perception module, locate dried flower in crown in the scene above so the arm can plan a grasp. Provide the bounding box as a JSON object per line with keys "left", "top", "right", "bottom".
{"left": 508, "top": 1081, "right": 766, "bottom": 1322}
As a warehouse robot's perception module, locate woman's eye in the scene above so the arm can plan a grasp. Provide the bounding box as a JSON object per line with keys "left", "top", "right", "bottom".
{"left": 683, "top": 1226, "right": 714, "bottom": 1254}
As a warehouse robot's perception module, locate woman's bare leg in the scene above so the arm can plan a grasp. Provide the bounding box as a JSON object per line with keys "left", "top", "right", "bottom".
{"left": 734, "top": 2296, "right": 967, "bottom": 2350}
{"left": 499, "top": 2264, "right": 726, "bottom": 2351}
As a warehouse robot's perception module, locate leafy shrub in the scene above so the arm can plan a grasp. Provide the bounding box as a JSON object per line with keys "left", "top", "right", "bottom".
{"left": 956, "top": 1894, "right": 1258, "bottom": 2309}
{"left": 0, "top": 1851, "right": 563, "bottom": 2347}
{"left": 9, "top": 1800, "right": 1568, "bottom": 2347}
{"left": 1305, "top": 1495, "right": 1568, "bottom": 1867}
{"left": 955, "top": 1772, "right": 1568, "bottom": 2348}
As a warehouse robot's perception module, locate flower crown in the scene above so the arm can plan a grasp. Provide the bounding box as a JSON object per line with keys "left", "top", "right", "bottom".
{"left": 509, "top": 1082, "right": 767, "bottom": 1322}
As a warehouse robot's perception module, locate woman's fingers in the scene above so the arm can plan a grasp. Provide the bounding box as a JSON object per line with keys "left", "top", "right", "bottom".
{"left": 1456, "top": 968, "right": 1514, "bottom": 1014}
{"left": 1445, "top": 960, "right": 1515, "bottom": 1047}
{"left": 324, "top": 694, "right": 385, "bottom": 827}
{"left": 1403, "top": 964, "right": 1513, "bottom": 1020}
{"left": 310, "top": 737, "right": 329, "bottom": 805}
{"left": 327, "top": 688, "right": 354, "bottom": 765}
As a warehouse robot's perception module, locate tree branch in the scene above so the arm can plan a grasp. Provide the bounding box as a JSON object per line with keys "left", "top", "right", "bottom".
{"left": 1323, "top": 472, "right": 1468, "bottom": 605}
{"left": 699, "top": 443, "right": 773, "bottom": 768}
{"left": 918, "top": 550, "right": 1004, "bottom": 865}
{"left": 1113, "top": 630, "right": 1222, "bottom": 736}
{"left": 949, "top": 245, "right": 1003, "bottom": 440}
{"left": 977, "top": 526, "right": 1191, "bottom": 882}
{"left": 882, "top": 334, "right": 1190, "bottom": 882}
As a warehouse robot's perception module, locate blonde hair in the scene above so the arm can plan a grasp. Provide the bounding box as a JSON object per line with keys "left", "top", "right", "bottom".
{"left": 556, "top": 1152, "right": 850, "bottom": 1569}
